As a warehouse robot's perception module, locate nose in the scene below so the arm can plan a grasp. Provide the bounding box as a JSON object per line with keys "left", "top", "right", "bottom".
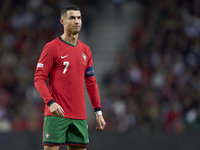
{"left": 75, "top": 18, "right": 79, "bottom": 24}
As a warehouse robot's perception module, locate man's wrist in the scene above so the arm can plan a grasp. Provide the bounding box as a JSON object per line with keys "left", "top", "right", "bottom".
{"left": 95, "top": 111, "right": 102, "bottom": 116}
{"left": 94, "top": 107, "right": 102, "bottom": 116}
{"left": 47, "top": 99, "right": 56, "bottom": 107}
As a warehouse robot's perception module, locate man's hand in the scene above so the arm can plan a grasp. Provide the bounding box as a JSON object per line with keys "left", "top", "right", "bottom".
{"left": 96, "top": 115, "right": 106, "bottom": 131}
{"left": 49, "top": 102, "right": 65, "bottom": 117}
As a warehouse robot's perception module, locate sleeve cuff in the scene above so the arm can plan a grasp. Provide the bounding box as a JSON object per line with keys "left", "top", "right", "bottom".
{"left": 94, "top": 107, "right": 102, "bottom": 112}
{"left": 47, "top": 99, "right": 56, "bottom": 107}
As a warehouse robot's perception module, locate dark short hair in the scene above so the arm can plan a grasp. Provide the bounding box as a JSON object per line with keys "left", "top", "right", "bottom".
{"left": 61, "top": 5, "right": 80, "bottom": 17}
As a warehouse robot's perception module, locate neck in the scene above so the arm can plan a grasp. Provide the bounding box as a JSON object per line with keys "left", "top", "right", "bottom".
{"left": 61, "top": 33, "right": 78, "bottom": 46}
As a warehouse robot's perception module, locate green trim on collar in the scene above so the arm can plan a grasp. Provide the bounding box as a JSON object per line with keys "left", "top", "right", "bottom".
{"left": 59, "top": 37, "right": 78, "bottom": 47}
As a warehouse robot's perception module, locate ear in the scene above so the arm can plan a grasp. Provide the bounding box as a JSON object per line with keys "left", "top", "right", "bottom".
{"left": 60, "top": 18, "right": 64, "bottom": 25}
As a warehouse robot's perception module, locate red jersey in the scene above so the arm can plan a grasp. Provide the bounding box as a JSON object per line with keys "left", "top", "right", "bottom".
{"left": 34, "top": 37, "right": 102, "bottom": 119}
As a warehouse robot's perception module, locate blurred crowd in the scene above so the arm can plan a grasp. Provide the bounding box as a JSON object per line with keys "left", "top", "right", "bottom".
{"left": 102, "top": 0, "right": 200, "bottom": 133}
{"left": 1, "top": 0, "right": 200, "bottom": 134}
{"left": 0, "top": 0, "right": 99, "bottom": 132}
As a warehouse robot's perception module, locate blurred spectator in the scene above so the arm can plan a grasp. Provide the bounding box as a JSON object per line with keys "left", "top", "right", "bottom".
{"left": 111, "top": 0, "right": 126, "bottom": 20}
{"left": 0, "top": 0, "right": 99, "bottom": 132}
{"left": 101, "top": 0, "right": 200, "bottom": 133}
{"left": 2, "top": 0, "right": 200, "bottom": 134}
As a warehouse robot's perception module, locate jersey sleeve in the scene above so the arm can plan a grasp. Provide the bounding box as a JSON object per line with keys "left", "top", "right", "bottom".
{"left": 85, "top": 76, "right": 102, "bottom": 111}
{"left": 34, "top": 44, "right": 54, "bottom": 104}
{"left": 85, "top": 47, "right": 102, "bottom": 111}
{"left": 87, "top": 47, "right": 93, "bottom": 68}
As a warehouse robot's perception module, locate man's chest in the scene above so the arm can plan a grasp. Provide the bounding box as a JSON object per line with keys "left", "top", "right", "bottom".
{"left": 53, "top": 46, "right": 88, "bottom": 74}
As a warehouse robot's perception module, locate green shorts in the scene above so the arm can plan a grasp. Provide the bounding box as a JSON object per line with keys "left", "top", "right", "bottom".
{"left": 42, "top": 116, "right": 89, "bottom": 147}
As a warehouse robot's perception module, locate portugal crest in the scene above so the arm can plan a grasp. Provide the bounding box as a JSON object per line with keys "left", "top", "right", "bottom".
{"left": 82, "top": 53, "right": 87, "bottom": 65}
{"left": 45, "top": 132, "right": 50, "bottom": 140}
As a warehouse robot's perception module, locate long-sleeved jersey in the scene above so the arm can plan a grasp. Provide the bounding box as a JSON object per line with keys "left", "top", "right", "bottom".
{"left": 34, "top": 37, "right": 102, "bottom": 119}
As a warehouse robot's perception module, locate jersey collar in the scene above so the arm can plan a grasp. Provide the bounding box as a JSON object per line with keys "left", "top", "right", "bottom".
{"left": 59, "top": 37, "right": 78, "bottom": 47}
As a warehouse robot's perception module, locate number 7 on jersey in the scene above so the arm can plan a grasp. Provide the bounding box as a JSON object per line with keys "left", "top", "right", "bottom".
{"left": 63, "top": 61, "right": 69, "bottom": 74}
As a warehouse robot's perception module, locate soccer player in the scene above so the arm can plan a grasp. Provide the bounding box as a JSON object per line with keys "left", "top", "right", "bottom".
{"left": 34, "top": 4, "right": 106, "bottom": 150}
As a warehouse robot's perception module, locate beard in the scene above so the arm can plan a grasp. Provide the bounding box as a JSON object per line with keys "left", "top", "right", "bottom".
{"left": 67, "top": 26, "right": 81, "bottom": 35}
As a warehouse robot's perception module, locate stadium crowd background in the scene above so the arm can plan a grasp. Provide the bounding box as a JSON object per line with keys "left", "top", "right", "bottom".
{"left": 101, "top": 0, "right": 200, "bottom": 133}
{"left": 0, "top": 0, "right": 100, "bottom": 131}
{"left": 0, "top": 0, "right": 200, "bottom": 134}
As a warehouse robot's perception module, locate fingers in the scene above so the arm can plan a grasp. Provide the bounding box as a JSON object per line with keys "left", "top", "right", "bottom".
{"left": 96, "top": 115, "right": 106, "bottom": 131}
{"left": 98, "top": 120, "right": 106, "bottom": 130}
{"left": 52, "top": 109, "right": 61, "bottom": 117}
{"left": 96, "top": 122, "right": 105, "bottom": 130}
{"left": 54, "top": 108, "right": 64, "bottom": 117}
{"left": 101, "top": 119, "right": 106, "bottom": 129}
{"left": 55, "top": 109, "right": 64, "bottom": 117}
{"left": 50, "top": 103, "right": 65, "bottom": 117}
{"left": 58, "top": 107, "right": 65, "bottom": 117}
{"left": 96, "top": 125, "right": 101, "bottom": 130}
{"left": 98, "top": 120, "right": 103, "bottom": 130}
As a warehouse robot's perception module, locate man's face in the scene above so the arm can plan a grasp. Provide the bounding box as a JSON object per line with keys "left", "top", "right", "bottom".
{"left": 61, "top": 10, "right": 82, "bottom": 35}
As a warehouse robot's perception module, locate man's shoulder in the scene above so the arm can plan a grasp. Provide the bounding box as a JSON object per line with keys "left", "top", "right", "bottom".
{"left": 41, "top": 38, "right": 60, "bottom": 55}
{"left": 45, "top": 37, "right": 60, "bottom": 47}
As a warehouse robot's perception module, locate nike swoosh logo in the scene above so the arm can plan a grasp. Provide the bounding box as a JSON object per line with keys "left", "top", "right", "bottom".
{"left": 61, "top": 55, "right": 69, "bottom": 59}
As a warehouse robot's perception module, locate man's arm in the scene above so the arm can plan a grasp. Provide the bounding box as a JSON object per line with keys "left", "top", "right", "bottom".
{"left": 34, "top": 76, "right": 65, "bottom": 117}
{"left": 85, "top": 70, "right": 106, "bottom": 130}
{"left": 34, "top": 45, "right": 64, "bottom": 117}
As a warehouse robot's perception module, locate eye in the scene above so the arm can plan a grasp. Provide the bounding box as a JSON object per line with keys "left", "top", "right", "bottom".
{"left": 69, "top": 16, "right": 75, "bottom": 19}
